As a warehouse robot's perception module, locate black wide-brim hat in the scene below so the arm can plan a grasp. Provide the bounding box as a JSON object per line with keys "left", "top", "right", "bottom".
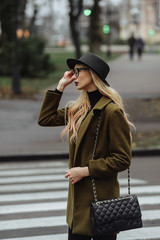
{"left": 66, "top": 52, "right": 110, "bottom": 86}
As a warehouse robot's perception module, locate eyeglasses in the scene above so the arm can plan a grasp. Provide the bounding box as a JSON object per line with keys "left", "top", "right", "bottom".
{"left": 73, "top": 68, "right": 89, "bottom": 77}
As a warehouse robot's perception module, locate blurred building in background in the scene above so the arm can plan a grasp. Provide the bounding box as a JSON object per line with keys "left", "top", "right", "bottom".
{"left": 120, "top": 0, "right": 160, "bottom": 42}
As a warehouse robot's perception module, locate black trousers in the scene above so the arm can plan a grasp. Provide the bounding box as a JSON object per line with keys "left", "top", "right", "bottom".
{"left": 68, "top": 228, "right": 117, "bottom": 240}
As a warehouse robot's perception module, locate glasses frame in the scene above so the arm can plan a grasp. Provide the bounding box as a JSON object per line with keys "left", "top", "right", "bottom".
{"left": 73, "top": 68, "right": 89, "bottom": 77}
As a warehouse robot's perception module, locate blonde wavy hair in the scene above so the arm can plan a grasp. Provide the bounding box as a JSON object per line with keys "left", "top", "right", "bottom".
{"left": 62, "top": 64, "right": 134, "bottom": 143}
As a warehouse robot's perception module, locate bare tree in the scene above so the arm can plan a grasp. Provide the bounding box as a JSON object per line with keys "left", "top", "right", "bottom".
{"left": 20, "top": 0, "right": 27, "bottom": 31}
{"left": 29, "top": 3, "right": 38, "bottom": 36}
{"left": 89, "top": 0, "right": 102, "bottom": 54}
{"left": 68, "top": 0, "right": 83, "bottom": 58}
{"left": 12, "top": 0, "right": 21, "bottom": 94}
{"left": 0, "top": 0, "right": 27, "bottom": 93}
{"left": 0, "top": 0, "right": 14, "bottom": 46}
{"left": 0, "top": 0, "right": 27, "bottom": 47}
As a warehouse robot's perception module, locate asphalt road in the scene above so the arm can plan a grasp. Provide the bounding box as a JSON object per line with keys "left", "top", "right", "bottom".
{"left": 0, "top": 156, "right": 160, "bottom": 240}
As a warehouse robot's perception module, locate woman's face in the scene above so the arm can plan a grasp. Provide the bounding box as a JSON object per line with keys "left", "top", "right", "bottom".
{"left": 73, "top": 65, "right": 97, "bottom": 92}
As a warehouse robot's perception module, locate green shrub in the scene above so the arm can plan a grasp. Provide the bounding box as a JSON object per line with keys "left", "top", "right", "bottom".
{"left": 0, "top": 37, "right": 55, "bottom": 78}
{"left": 0, "top": 42, "right": 12, "bottom": 75}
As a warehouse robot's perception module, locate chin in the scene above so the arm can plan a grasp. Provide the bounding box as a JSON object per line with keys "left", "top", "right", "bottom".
{"left": 77, "top": 86, "right": 83, "bottom": 90}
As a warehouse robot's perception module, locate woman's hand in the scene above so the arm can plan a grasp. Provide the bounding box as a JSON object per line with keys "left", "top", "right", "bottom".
{"left": 65, "top": 167, "right": 90, "bottom": 184}
{"left": 57, "top": 70, "right": 76, "bottom": 92}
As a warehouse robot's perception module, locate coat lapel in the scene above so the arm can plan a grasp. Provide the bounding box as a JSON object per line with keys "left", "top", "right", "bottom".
{"left": 73, "top": 96, "right": 112, "bottom": 165}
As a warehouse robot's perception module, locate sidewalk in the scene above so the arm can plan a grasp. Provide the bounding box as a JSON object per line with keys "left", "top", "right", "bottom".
{"left": 0, "top": 54, "right": 160, "bottom": 157}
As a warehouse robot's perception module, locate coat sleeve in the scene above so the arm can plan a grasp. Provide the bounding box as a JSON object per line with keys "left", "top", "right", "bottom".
{"left": 88, "top": 108, "right": 132, "bottom": 177}
{"left": 38, "top": 90, "right": 67, "bottom": 126}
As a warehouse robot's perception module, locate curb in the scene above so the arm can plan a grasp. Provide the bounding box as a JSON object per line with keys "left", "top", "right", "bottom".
{"left": 132, "top": 148, "right": 160, "bottom": 157}
{"left": 0, "top": 148, "right": 160, "bottom": 161}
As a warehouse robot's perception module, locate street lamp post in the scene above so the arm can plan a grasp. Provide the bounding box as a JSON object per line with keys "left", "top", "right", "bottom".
{"left": 12, "top": 0, "right": 21, "bottom": 94}
{"left": 106, "top": 6, "right": 112, "bottom": 57}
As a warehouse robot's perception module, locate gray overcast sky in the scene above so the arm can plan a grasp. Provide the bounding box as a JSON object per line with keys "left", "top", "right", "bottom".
{"left": 26, "top": 0, "right": 123, "bottom": 18}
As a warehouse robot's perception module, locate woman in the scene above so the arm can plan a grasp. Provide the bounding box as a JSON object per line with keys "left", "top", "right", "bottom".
{"left": 38, "top": 52, "right": 132, "bottom": 240}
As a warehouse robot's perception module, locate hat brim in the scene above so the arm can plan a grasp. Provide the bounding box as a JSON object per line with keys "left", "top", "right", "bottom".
{"left": 66, "top": 58, "right": 110, "bottom": 86}
{"left": 66, "top": 58, "right": 89, "bottom": 70}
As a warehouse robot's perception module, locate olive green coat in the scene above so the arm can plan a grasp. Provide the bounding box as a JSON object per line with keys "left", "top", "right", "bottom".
{"left": 38, "top": 91, "right": 131, "bottom": 236}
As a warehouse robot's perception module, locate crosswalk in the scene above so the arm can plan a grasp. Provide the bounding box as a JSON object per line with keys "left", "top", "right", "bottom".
{"left": 0, "top": 160, "right": 160, "bottom": 240}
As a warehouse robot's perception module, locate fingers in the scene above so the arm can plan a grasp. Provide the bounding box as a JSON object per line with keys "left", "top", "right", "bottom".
{"left": 65, "top": 171, "right": 70, "bottom": 178}
{"left": 65, "top": 169, "right": 72, "bottom": 179}
{"left": 70, "top": 177, "right": 75, "bottom": 184}
{"left": 65, "top": 174, "right": 75, "bottom": 184}
{"left": 65, "top": 169, "right": 76, "bottom": 184}
{"left": 61, "top": 71, "right": 76, "bottom": 88}
{"left": 63, "top": 71, "right": 69, "bottom": 78}
{"left": 64, "top": 70, "right": 74, "bottom": 78}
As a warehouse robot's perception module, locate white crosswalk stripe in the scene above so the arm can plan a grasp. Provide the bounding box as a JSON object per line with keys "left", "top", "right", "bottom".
{"left": 0, "top": 201, "right": 67, "bottom": 214}
{"left": 0, "top": 167, "right": 67, "bottom": 176}
{"left": 0, "top": 161, "right": 66, "bottom": 170}
{"left": 0, "top": 190, "right": 68, "bottom": 202}
{"left": 0, "top": 160, "right": 160, "bottom": 240}
{"left": 0, "top": 174, "right": 68, "bottom": 183}
{"left": 0, "top": 181, "right": 69, "bottom": 192}
{"left": 0, "top": 216, "right": 66, "bottom": 231}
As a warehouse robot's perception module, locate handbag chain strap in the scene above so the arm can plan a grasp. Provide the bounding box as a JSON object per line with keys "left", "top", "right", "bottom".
{"left": 91, "top": 109, "right": 131, "bottom": 202}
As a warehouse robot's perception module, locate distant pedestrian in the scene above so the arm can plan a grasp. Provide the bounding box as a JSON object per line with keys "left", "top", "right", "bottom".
{"left": 128, "top": 34, "right": 136, "bottom": 60}
{"left": 38, "top": 52, "right": 132, "bottom": 240}
{"left": 136, "top": 37, "right": 145, "bottom": 60}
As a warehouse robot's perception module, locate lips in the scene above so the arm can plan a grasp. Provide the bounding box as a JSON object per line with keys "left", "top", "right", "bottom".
{"left": 75, "top": 82, "right": 78, "bottom": 86}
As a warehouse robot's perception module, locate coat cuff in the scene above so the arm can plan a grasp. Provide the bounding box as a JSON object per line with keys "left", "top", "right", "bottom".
{"left": 88, "top": 160, "right": 95, "bottom": 178}
{"left": 47, "top": 89, "right": 63, "bottom": 94}
{"left": 88, "top": 159, "right": 108, "bottom": 178}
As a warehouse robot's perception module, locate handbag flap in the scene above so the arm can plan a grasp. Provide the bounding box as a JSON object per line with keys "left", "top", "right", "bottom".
{"left": 91, "top": 195, "right": 142, "bottom": 226}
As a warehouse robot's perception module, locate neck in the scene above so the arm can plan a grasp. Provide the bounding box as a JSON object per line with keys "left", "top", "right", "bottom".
{"left": 87, "top": 90, "right": 103, "bottom": 109}
{"left": 86, "top": 85, "right": 97, "bottom": 92}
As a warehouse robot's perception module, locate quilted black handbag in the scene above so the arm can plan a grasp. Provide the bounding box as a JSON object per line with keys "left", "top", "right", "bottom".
{"left": 90, "top": 110, "right": 143, "bottom": 236}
